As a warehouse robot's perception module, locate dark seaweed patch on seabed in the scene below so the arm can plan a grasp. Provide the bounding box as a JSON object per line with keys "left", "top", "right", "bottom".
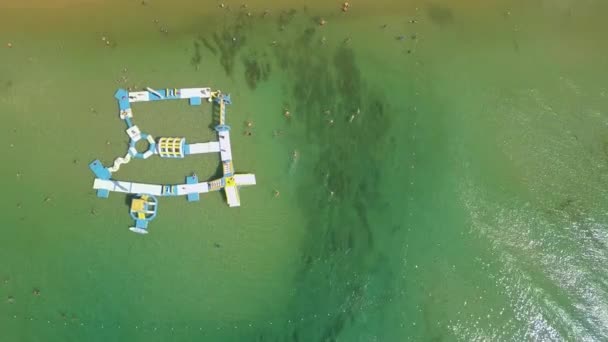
{"left": 196, "top": 12, "right": 398, "bottom": 341}
{"left": 267, "top": 23, "right": 396, "bottom": 341}
{"left": 201, "top": 12, "right": 252, "bottom": 76}
{"left": 277, "top": 9, "right": 298, "bottom": 31}
{"left": 191, "top": 40, "right": 202, "bottom": 69}
{"left": 427, "top": 3, "right": 455, "bottom": 27}
{"left": 242, "top": 51, "right": 271, "bottom": 90}
{"left": 198, "top": 34, "right": 217, "bottom": 56}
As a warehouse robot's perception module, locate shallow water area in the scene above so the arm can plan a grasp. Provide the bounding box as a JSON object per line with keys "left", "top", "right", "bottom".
{"left": 1, "top": 0, "right": 608, "bottom": 341}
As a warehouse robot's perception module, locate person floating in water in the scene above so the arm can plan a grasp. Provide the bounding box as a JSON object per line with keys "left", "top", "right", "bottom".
{"left": 349, "top": 108, "right": 360, "bottom": 123}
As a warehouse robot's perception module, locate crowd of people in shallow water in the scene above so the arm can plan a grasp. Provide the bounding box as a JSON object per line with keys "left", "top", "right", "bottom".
{"left": 1, "top": 2, "right": 426, "bottom": 334}
{"left": 4, "top": 277, "right": 41, "bottom": 305}
{"left": 5, "top": 0, "right": 422, "bottom": 220}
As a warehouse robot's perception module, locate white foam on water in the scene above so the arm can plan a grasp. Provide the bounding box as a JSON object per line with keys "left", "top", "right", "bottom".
{"left": 454, "top": 176, "right": 608, "bottom": 341}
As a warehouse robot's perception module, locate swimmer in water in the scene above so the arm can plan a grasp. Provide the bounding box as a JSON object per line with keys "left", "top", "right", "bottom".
{"left": 349, "top": 108, "right": 360, "bottom": 123}
{"left": 273, "top": 190, "right": 280, "bottom": 198}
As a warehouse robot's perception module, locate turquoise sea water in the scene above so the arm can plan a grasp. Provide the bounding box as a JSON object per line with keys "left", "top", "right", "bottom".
{"left": 1, "top": 0, "right": 608, "bottom": 340}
